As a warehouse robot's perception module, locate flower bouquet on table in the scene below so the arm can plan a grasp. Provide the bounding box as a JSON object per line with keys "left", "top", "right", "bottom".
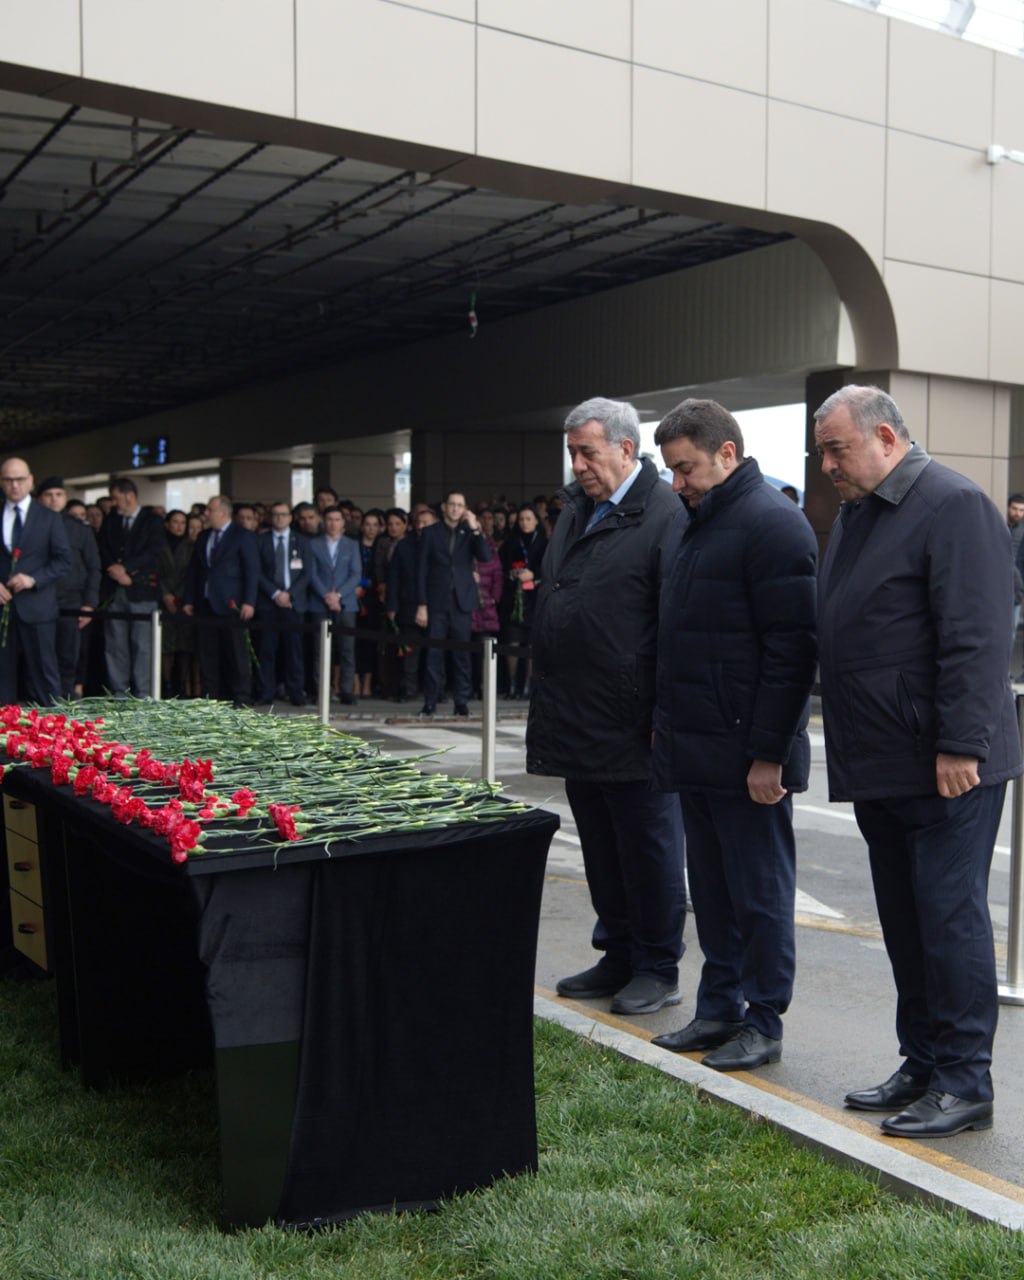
{"left": 0, "top": 698, "right": 527, "bottom": 864}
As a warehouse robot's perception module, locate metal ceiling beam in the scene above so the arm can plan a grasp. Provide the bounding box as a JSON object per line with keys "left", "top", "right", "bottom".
{"left": 0, "top": 104, "right": 79, "bottom": 201}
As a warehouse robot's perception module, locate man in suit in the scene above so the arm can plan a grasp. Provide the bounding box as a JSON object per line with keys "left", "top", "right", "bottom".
{"left": 815, "top": 385, "right": 1021, "bottom": 1138}
{"left": 97, "top": 477, "right": 165, "bottom": 697}
{"left": 256, "top": 501, "right": 311, "bottom": 706}
{"left": 183, "top": 494, "right": 259, "bottom": 706}
{"left": 0, "top": 457, "right": 71, "bottom": 704}
{"left": 415, "top": 492, "right": 491, "bottom": 716}
{"left": 308, "top": 505, "right": 361, "bottom": 705}
{"left": 35, "top": 477, "right": 100, "bottom": 699}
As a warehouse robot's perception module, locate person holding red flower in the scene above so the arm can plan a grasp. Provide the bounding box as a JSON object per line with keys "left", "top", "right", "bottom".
{"left": 498, "top": 503, "right": 546, "bottom": 700}
{"left": 0, "top": 456, "right": 71, "bottom": 705}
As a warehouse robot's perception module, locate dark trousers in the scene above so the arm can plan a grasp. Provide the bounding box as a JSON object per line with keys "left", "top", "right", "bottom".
{"left": 855, "top": 783, "right": 1006, "bottom": 1101}
{"left": 55, "top": 612, "right": 82, "bottom": 698}
{"left": 0, "top": 615, "right": 60, "bottom": 705}
{"left": 196, "top": 608, "right": 252, "bottom": 705}
{"left": 565, "top": 778, "right": 687, "bottom": 984}
{"left": 424, "top": 599, "right": 472, "bottom": 706}
{"left": 681, "top": 789, "right": 796, "bottom": 1040}
{"left": 257, "top": 606, "right": 305, "bottom": 703}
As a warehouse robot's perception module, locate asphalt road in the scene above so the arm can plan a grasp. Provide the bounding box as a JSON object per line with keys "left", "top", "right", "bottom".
{"left": 334, "top": 701, "right": 1024, "bottom": 1197}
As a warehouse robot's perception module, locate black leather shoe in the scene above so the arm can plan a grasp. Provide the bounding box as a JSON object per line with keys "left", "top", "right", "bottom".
{"left": 651, "top": 1018, "right": 744, "bottom": 1052}
{"left": 556, "top": 962, "right": 631, "bottom": 999}
{"left": 453, "top": 703, "right": 469, "bottom": 716}
{"left": 880, "top": 1090, "right": 993, "bottom": 1138}
{"left": 418, "top": 704, "right": 435, "bottom": 718}
{"left": 702, "top": 1026, "right": 782, "bottom": 1072}
{"left": 610, "top": 974, "right": 681, "bottom": 1015}
{"left": 845, "top": 1070, "right": 930, "bottom": 1113}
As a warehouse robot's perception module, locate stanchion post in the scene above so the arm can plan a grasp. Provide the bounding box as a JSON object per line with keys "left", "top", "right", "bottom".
{"left": 150, "top": 608, "right": 162, "bottom": 702}
{"left": 999, "top": 692, "right": 1024, "bottom": 1004}
{"left": 481, "top": 636, "right": 497, "bottom": 785}
{"left": 318, "top": 618, "right": 332, "bottom": 726}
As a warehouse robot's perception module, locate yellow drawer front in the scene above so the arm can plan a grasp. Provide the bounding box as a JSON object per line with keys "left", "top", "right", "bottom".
{"left": 6, "top": 830, "right": 43, "bottom": 905}
{"left": 3, "top": 794, "right": 38, "bottom": 842}
{"left": 10, "top": 888, "right": 47, "bottom": 971}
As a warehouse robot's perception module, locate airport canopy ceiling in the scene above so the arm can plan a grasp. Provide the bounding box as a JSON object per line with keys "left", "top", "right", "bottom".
{"left": 0, "top": 90, "right": 790, "bottom": 451}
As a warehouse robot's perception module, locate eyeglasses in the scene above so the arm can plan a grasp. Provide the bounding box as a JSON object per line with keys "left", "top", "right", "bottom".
{"left": 1, "top": 475, "right": 30, "bottom": 484}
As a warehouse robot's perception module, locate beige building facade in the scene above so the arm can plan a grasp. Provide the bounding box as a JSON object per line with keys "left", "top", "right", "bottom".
{"left": 2, "top": 0, "right": 1022, "bottom": 518}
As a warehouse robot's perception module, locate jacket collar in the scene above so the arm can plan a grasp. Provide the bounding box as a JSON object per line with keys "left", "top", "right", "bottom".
{"left": 872, "top": 442, "right": 929, "bottom": 506}
{"left": 685, "top": 457, "right": 764, "bottom": 526}
{"left": 559, "top": 455, "right": 665, "bottom": 520}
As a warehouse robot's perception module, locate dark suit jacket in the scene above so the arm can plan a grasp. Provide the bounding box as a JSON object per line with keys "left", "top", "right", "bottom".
{"left": 183, "top": 523, "right": 259, "bottom": 616}
{"left": 386, "top": 535, "right": 421, "bottom": 625}
{"left": 257, "top": 530, "right": 312, "bottom": 613}
{"left": 0, "top": 500, "right": 71, "bottom": 624}
{"left": 97, "top": 507, "right": 165, "bottom": 603}
{"left": 57, "top": 513, "right": 101, "bottom": 609}
{"left": 416, "top": 520, "right": 492, "bottom": 614}
{"left": 308, "top": 534, "right": 361, "bottom": 614}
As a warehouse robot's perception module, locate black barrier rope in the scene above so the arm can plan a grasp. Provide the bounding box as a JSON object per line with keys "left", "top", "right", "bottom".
{"left": 60, "top": 607, "right": 532, "bottom": 658}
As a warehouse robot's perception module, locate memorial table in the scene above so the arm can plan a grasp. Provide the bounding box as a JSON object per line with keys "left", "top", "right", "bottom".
{"left": 3, "top": 766, "right": 557, "bottom": 1228}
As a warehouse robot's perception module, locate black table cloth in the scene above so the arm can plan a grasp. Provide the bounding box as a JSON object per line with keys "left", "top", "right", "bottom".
{"left": 3, "top": 766, "right": 557, "bottom": 1228}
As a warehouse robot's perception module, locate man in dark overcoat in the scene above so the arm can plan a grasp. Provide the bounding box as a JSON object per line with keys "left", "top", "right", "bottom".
{"left": 815, "top": 384, "right": 1021, "bottom": 1137}
{"left": 527, "top": 396, "right": 686, "bottom": 1017}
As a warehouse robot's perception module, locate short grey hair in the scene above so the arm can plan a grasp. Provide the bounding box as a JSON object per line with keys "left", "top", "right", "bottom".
{"left": 813, "top": 385, "right": 910, "bottom": 443}
{"left": 564, "top": 397, "right": 641, "bottom": 450}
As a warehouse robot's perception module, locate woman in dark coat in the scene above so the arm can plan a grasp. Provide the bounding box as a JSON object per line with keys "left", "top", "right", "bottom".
{"left": 499, "top": 503, "right": 546, "bottom": 699}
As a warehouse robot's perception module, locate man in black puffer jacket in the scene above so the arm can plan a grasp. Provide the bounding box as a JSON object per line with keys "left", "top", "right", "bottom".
{"left": 527, "top": 397, "right": 687, "bottom": 1017}
{"left": 650, "top": 399, "right": 817, "bottom": 1072}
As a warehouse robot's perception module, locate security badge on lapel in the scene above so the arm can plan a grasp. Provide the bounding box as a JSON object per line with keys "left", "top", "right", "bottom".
{"left": 290, "top": 543, "right": 303, "bottom": 573}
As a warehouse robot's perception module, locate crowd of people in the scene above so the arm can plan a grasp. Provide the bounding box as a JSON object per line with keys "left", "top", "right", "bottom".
{"left": 0, "top": 471, "right": 566, "bottom": 711}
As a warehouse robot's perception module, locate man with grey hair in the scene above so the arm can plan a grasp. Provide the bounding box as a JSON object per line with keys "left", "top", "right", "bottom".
{"left": 527, "top": 396, "right": 687, "bottom": 1016}
{"left": 814, "top": 384, "right": 1020, "bottom": 1137}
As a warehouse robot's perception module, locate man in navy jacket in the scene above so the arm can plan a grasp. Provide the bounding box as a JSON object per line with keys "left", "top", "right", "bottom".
{"left": 815, "top": 384, "right": 1021, "bottom": 1138}
{"left": 650, "top": 400, "right": 817, "bottom": 1071}
{"left": 183, "top": 494, "right": 259, "bottom": 706}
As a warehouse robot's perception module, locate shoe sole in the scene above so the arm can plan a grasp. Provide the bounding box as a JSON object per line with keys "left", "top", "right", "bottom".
{"left": 610, "top": 990, "right": 682, "bottom": 1015}
{"left": 651, "top": 1033, "right": 737, "bottom": 1053}
{"left": 880, "top": 1115, "right": 993, "bottom": 1138}
{"left": 844, "top": 1095, "right": 927, "bottom": 1113}
{"left": 703, "top": 1049, "right": 783, "bottom": 1072}
{"left": 556, "top": 985, "right": 623, "bottom": 999}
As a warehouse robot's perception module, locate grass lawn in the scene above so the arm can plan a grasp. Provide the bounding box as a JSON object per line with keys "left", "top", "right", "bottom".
{"left": 1, "top": 976, "right": 1022, "bottom": 1280}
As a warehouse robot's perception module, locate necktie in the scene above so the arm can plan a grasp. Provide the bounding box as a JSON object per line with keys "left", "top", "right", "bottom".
{"left": 11, "top": 505, "right": 22, "bottom": 549}
{"left": 209, "top": 527, "right": 221, "bottom": 563}
{"left": 586, "top": 499, "right": 613, "bottom": 532}
{"left": 275, "top": 536, "right": 287, "bottom": 589}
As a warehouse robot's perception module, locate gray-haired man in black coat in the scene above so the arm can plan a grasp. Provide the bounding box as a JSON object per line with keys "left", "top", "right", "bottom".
{"left": 815, "top": 384, "right": 1021, "bottom": 1138}
{"left": 527, "top": 397, "right": 687, "bottom": 1017}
